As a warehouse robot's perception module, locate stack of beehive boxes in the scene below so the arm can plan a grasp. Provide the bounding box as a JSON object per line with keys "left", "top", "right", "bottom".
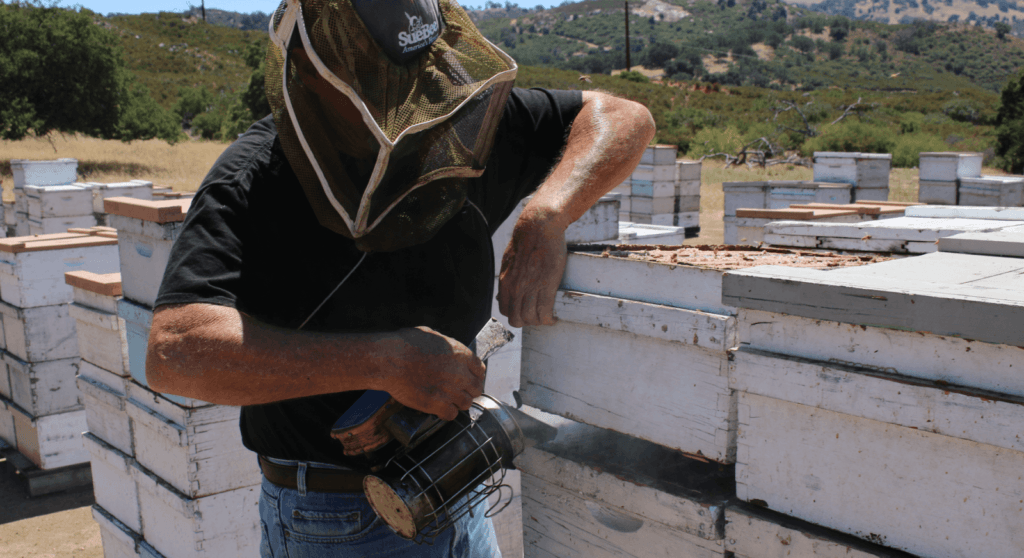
{"left": 723, "top": 181, "right": 856, "bottom": 243}
{"left": 517, "top": 245, "right": 910, "bottom": 557}
{"left": 89, "top": 180, "right": 155, "bottom": 226}
{"left": 99, "top": 196, "right": 261, "bottom": 558}
{"left": 918, "top": 151, "right": 983, "bottom": 204}
{"left": 10, "top": 158, "right": 80, "bottom": 236}
{"left": 24, "top": 183, "right": 97, "bottom": 235}
{"left": 0, "top": 229, "right": 119, "bottom": 495}
{"left": 628, "top": 145, "right": 701, "bottom": 232}
{"left": 812, "top": 152, "right": 891, "bottom": 201}
{"left": 722, "top": 245, "right": 1024, "bottom": 557}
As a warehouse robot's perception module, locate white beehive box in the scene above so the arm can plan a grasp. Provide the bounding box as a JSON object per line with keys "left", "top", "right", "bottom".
{"left": 762, "top": 216, "right": 1024, "bottom": 254}
{"left": 0, "top": 300, "right": 79, "bottom": 362}
{"left": 3, "top": 351, "right": 80, "bottom": 417}
{"left": 11, "top": 404, "right": 88, "bottom": 469}
{"left": 631, "top": 211, "right": 699, "bottom": 228}
{"left": 938, "top": 224, "right": 1024, "bottom": 258}
{"left": 106, "top": 197, "right": 191, "bottom": 308}
{"left": 77, "top": 360, "right": 133, "bottom": 456}
{"left": 565, "top": 195, "right": 619, "bottom": 243}
{"left": 92, "top": 505, "right": 143, "bottom": 558}
{"left": 67, "top": 271, "right": 127, "bottom": 375}
{"left": 615, "top": 222, "right": 688, "bottom": 244}
{"left": 679, "top": 178, "right": 701, "bottom": 197}
{"left": 518, "top": 414, "right": 731, "bottom": 558}
{"left": 766, "top": 182, "right": 852, "bottom": 208}
{"left": 522, "top": 290, "right": 738, "bottom": 462}
{"left": 640, "top": 144, "right": 677, "bottom": 165}
{"left": 732, "top": 349, "right": 1024, "bottom": 558}
{"left": 126, "top": 383, "right": 259, "bottom": 498}
{"left": 958, "top": 175, "right": 1024, "bottom": 207}
{"left": 630, "top": 178, "right": 675, "bottom": 198}
{"left": 918, "top": 152, "right": 983, "bottom": 181}
{"left": 632, "top": 163, "right": 676, "bottom": 182}
{"left": 724, "top": 207, "right": 865, "bottom": 245}
{"left": 723, "top": 182, "right": 767, "bottom": 217}
{"left": 132, "top": 463, "right": 260, "bottom": 558}
{"left": 0, "top": 232, "right": 118, "bottom": 309}
{"left": 725, "top": 503, "right": 919, "bottom": 558}
{"left": 25, "top": 183, "right": 94, "bottom": 218}
{"left": 28, "top": 214, "right": 98, "bottom": 236}
{"left": 67, "top": 269, "right": 123, "bottom": 314}
{"left": 677, "top": 160, "right": 701, "bottom": 181}
{"left": 905, "top": 205, "right": 1024, "bottom": 220}
{"left": 629, "top": 195, "right": 676, "bottom": 215}
{"left": 11, "top": 158, "right": 78, "bottom": 189}
{"left": 918, "top": 179, "right": 958, "bottom": 205}
{"left": 91, "top": 181, "right": 155, "bottom": 214}
{"left": 812, "top": 152, "right": 890, "bottom": 189}
{"left": 84, "top": 432, "right": 143, "bottom": 532}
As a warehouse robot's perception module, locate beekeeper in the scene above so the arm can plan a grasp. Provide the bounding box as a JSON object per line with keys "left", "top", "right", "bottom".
{"left": 145, "top": 0, "right": 654, "bottom": 555}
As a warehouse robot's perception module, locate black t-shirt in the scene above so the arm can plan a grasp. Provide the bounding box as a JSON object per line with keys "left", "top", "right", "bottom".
{"left": 156, "top": 87, "right": 583, "bottom": 466}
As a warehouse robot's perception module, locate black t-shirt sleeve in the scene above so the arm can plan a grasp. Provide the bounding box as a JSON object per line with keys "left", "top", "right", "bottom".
{"left": 473, "top": 87, "right": 584, "bottom": 234}
{"left": 154, "top": 124, "right": 273, "bottom": 309}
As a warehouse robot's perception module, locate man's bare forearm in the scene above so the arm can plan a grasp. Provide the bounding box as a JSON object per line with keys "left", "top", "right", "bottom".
{"left": 146, "top": 303, "right": 485, "bottom": 417}
{"left": 522, "top": 90, "right": 655, "bottom": 229}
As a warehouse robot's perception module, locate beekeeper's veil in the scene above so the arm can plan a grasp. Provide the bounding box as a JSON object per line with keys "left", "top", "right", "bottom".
{"left": 266, "top": 0, "right": 517, "bottom": 252}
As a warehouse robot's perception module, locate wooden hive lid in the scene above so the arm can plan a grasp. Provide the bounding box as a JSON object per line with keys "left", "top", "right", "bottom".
{"left": 0, "top": 233, "right": 118, "bottom": 254}
{"left": 853, "top": 200, "right": 923, "bottom": 207}
{"left": 103, "top": 196, "right": 191, "bottom": 223}
{"left": 735, "top": 208, "right": 859, "bottom": 220}
{"left": 789, "top": 203, "right": 894, "bottom": 215}
{"left": 66, "top": 226, "right": 119, "bottom": 238}
{"left": 65, "top": 271, "right": 122, "bottom": 297}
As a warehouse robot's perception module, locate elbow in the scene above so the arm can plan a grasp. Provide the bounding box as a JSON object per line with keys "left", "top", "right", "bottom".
{"left": 144, "top": 304, "right": 236, "bottom": 402}
{"left": 626, "top": 99, "right": 656, "bottom": 148}
{"left": 145, "top": 320, "right": 194, "bottom": 396}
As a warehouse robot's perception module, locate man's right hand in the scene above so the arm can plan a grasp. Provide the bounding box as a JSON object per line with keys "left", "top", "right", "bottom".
{"left": 380, "top": 326, "right": 486, "bottom": 421}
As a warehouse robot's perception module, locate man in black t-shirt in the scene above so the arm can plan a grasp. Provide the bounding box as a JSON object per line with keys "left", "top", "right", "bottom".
{"left": 146, "top": 0, "right": 654, "bottom": 556}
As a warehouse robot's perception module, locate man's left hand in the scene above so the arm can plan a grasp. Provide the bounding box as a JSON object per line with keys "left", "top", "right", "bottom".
{"left": 497, "top": 207, "right": 567, "bottom": 328}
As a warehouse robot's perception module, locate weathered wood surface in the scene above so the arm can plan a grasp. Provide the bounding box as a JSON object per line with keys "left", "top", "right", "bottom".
{"left": 649, "top": 210, "right": 699, "bottom": 228}
{"left": 65, "top": 270, "right": 122, "bottom": 298}
{"left": 730, "top": 347, "right": 1024, "bottom": 452}
{"left": 115, "top": 229, "right": 177, "bottom": 308}
{"left": 5, "top": 351, "right": 81, "bottom": 416}
{"left": 565, "top": 197, "right": 619, "bottom": 243}
{"left": 24, "top": 184, "right": 94, "bottom": 218}
{"left": 0, "top": 240, "right": 118, "bottom": 308}
{"left": 84, "top": 432, "right": 142, "bottom": 532}
{"left": 639, "top": 144, "right": 677, "bottom": 165}
{"left": 764, "top": 216, "right": 1022, "bottom": 241}
{"left": 131, "top": 463, "right": 260, "bottom": 558}
{"left": 737, "top": 309, "right": 1024, "bottom": 398}
{"left": 104, "top": 197, "right": 191, "bottom": 224}
{"left": 91, "top": 181, "right": 153, "bottom": 214}
{"left": 918, "top": 152, "right": 983, "bottom": 181}
{"left": 723, "top": 183, "right": 767, "bottom": 217}
{"left": 959, "top": 176, "right": 1024, "bottom": 207}
{"left": 938, "top": 225, "right": 1024, "bottom": 258}
{"left": 725, "top": 504, "right": 918, "bottom": 558}
{"left": 27, "top": 215, "right": 98, "bottom": 236}
{"left": 515, "top": 415, "right": 733, "bottom": 541}
{"left": 679, "top": 178, "right": 701, "bottom": 197}
{"left": 632, "top": 163, "right": 676, "bottom": 182}
{"left": 905, "top": 205, "right": 1024, "bottom": 220}
{"left": 10, "top": 404, "right": 88, "bottom": 469}
{"left": 126, "top": 388, "right": 259, "bottom": 498}
{"left": 736, "top": 392, "right": 1024, "bottom": 558}
{"left": 0, "top": 397, "right": 15, "bottom": 446}
{"left": 722, "top": 252, "right": 1024, "bottom": 346}
{"left": 629, "top": 195, "right": 677, "bottom": 215}
{"left": 550, "top": 290, "right": 736, "bottom": 352}
{"left": 69, "top": 302, "right": 128, "bottom": 375}
{"left": 614, "top": 223, "right": 687, "bottom": 245}
{"left": 10, "top": 158, "right": 78, "bottom": 189}
{"left": 78, "top": 360, "right": 133, "bottom": 455}
{"left": 522, "top": 318, "right": 735, "bottom": 462}
{"left": 918, "top": 180, "right": 958, "bottom": 205}
{"left": 678, "top": 161, "right": 701, "bottom": 181}
{"left": 92, "top": 505, "right": 143, "bottom": 558}
{"left": 523, "top": 474, "right": 726, "bottom": 558}
{"left": 0, "top": 301, "right": 79, "bottom": 362}
{"left": 561, "top": 251, "right": 734, "bottom": 315}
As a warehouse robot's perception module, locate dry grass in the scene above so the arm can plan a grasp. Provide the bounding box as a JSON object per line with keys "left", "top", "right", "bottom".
{"left": 2, "top": 135, "right": 1004, "bottom": 245}
{"left": 0, "top": 133, "right": 228, "bottom": 202}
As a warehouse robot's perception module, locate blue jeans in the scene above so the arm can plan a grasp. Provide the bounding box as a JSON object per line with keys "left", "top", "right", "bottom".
{"left": 258, "top": 471, "right": 502, "bottom": 558}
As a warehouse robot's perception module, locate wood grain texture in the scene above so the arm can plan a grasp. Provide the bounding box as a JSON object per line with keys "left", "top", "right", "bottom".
{"left": 736, "top": 392, "right": 1024, "bottom": 558}
{"left": 522, "top": 320, "right": 735, "bottom": 462}
{"left": 737, "top": 309, "right": 1024, "bottom": 398}
{"left": 65, "top": 270, "right": 122, "bottom": 297}
{"left": 103, "top": 197, "right": 191, "bottom": 224}
{"left": 0, "top": 301, "right": 80, "bottom": 362}
{"left": 722, "top": 252, "right": 1024, "bottom": 346}
{"left": 10, "top": 404, "right": 88, "bottom": 469}
{"left": 730, "top": 347, "right": 1024, "bottom": 452}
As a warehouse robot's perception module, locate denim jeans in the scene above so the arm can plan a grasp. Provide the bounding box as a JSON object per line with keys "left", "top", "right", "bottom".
{"left": 258, "top": 472, "right": 502, "bottom": 558}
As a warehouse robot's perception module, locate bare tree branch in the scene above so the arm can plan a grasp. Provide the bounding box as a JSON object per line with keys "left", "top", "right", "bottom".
{"left": 830, "top": 97, "right": 863, "bottom": 126}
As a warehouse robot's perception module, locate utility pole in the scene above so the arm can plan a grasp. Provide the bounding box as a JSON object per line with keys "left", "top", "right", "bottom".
{"left": 201, "top": 0, "right": 207, "bottom": 22}
{"left": 624, "top": 1, "right": 631, "bottom": 71}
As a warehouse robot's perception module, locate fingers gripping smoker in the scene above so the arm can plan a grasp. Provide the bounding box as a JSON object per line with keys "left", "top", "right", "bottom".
{"left": 330, "top": 319, "right": 557, "bottom": 543}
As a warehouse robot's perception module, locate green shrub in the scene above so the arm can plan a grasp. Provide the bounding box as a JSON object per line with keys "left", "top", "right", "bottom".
{"left": 117, "top": 79, "right": 183, "bottom": 143}
{"left": 686, "top": 125, "right": 745, "bottom": 158}
{"left": 190, "top": 110, "right": 223, "bottom": 140}
{"left": 617, "top": 70, "right": 649, "bottom": 83}
{"left": 801, "top": 121, "right": 896, "bottom": 156}
{"left": 891, "top": 133, "right": 949, "bottom": 167}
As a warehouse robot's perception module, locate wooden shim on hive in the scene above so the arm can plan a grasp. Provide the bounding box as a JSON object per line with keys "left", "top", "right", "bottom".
{"left": 938, "top": 226, "right": 1024, "bottom": 258}
{"left": 853, "top": 200, "right": 922, "bottom": 207}
{"left": 0, "top": 234, "right": 117, "bottom": 254}
{"left": 734, "top": 208, "right": 858, "bottom": 220}
{"left": 103, "top": 197, "right": 191, "bottom": 223}
{"left": 65, "top": 270, "right": 122, "bottom": 297}
{"left": 722, "top": 252, "right": 1024, "bottom": 346}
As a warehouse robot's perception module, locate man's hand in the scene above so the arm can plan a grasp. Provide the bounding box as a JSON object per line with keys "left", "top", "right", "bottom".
{"left": 497, "top": 209, "right": 567, "bottom": 328}
{"left": 382, "top": 326, "right": 487, "bottom": 421}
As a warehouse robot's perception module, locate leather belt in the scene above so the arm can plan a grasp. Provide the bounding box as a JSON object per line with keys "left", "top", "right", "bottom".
{"left": 258, "top": 456, "right": 366, "bottom": 493}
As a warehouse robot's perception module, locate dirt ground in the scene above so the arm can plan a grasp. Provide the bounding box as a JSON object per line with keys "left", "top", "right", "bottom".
{"left": 0, "top": 454, "right": 102, "bottom": 558}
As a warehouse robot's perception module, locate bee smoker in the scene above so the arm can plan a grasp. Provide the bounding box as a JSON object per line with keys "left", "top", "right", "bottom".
{"left": 362, "top": 394, "right": 528, "bottom": 542}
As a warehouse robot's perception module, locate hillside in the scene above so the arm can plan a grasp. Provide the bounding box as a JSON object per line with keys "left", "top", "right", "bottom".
{"left": 785, "top": 0, "right": 1024, "bottom": 35}
{"left": 473, "top": 0, "right": 1024, "bottom": 94}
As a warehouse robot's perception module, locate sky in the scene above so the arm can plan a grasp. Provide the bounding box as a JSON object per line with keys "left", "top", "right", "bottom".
{"left": 55, "top": 0, "right": 566, "bottom": 16}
